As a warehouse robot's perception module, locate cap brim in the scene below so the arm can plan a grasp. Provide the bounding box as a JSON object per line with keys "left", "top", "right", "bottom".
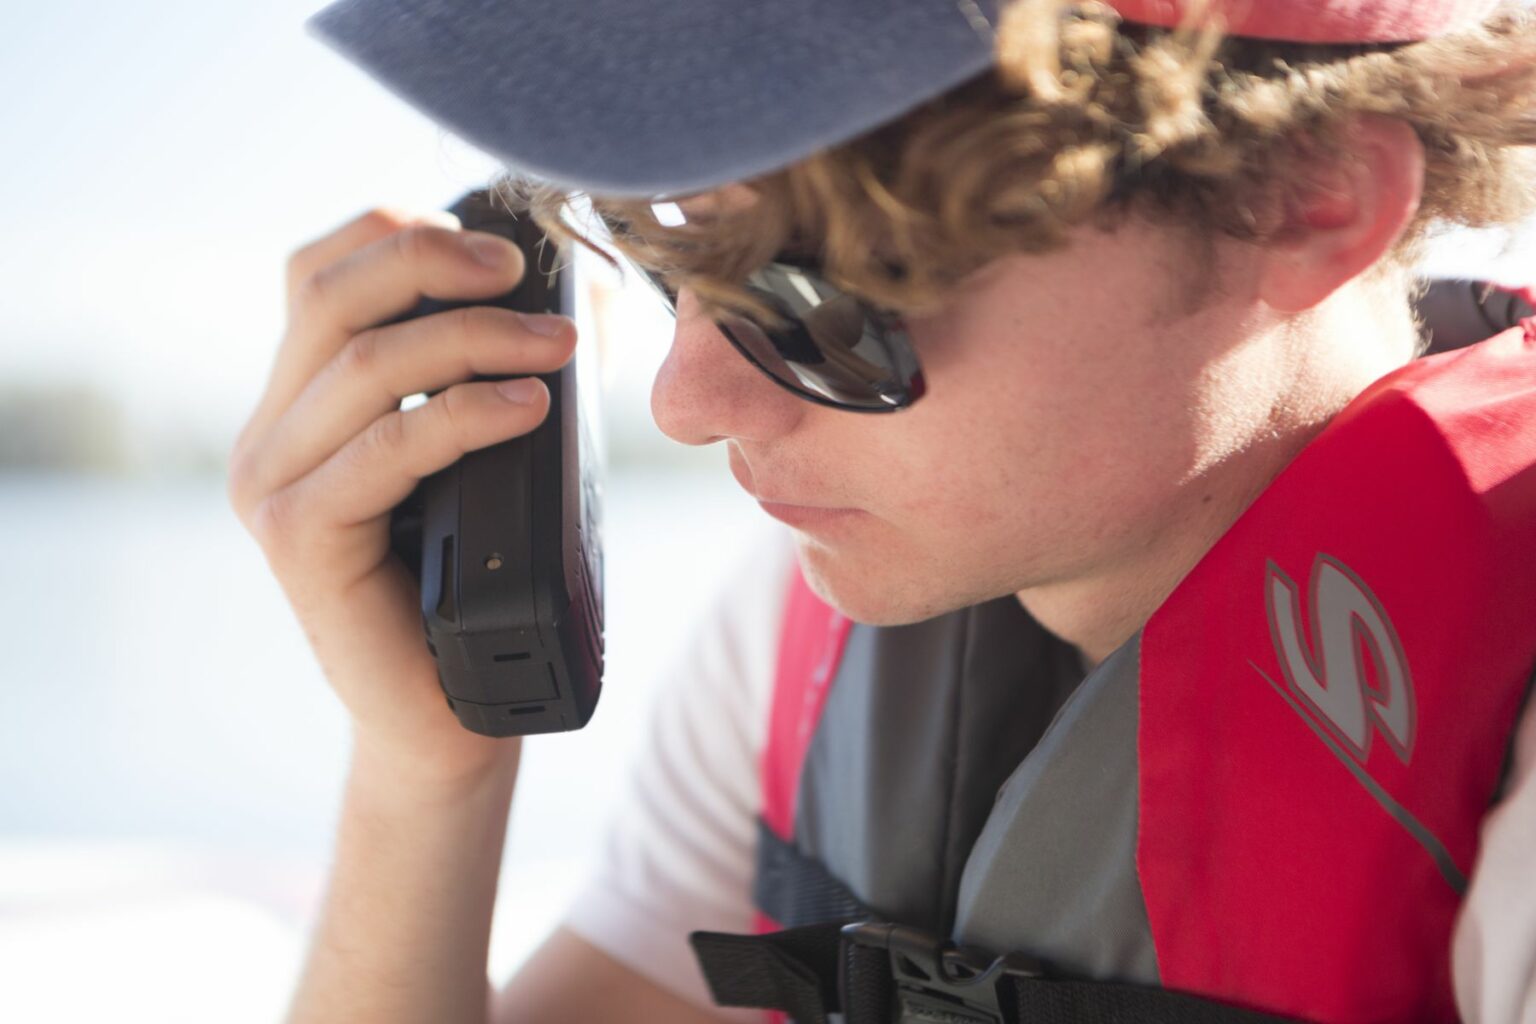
{"left": 306, "top": 0, "right": 1000, "bottom": 199}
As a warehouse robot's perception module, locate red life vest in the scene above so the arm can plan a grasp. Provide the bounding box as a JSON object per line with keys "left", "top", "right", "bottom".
{"left": 748, "top": 322, "right": 1536, "bottom": 1023}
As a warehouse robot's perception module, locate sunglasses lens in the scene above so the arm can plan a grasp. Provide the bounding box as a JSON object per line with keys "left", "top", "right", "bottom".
{"left": 609, "top": 226, "right": 922, "bottom": 410}
{"left": 714, "top": 308, "right": 913, "bottom": 410}
{"left": 719, "top": 263, "right": 921, "bottom": 410}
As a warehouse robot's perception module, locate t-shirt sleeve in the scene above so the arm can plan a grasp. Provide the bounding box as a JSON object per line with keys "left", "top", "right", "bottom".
{"left": 560, "top": 525, "right": 795, "bottom": 1020}
{"left": 1452, "top": 684, "right": 1536, "bottom": 1023}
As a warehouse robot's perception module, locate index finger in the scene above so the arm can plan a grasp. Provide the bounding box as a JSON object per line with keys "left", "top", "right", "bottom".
{"left": 285, "top": 206, "right": 461, "bottom": 301}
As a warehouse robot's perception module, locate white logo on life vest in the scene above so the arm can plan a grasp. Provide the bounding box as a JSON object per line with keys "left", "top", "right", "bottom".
{"left": 1264, "top": 555, "right": 1417, "bottom": 765}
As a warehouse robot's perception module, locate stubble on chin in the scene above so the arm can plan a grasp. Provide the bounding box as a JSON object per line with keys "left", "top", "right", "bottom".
{"left": 791, "top": 537, "right": 993, "bottom": 627}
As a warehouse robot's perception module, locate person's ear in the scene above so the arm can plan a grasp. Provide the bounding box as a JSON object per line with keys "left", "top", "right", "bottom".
{"left": 1258, "top": 113, "right": 1425, "bottom": 314}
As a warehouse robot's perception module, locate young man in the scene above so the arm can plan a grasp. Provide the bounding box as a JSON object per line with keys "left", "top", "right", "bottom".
{"left": 232, "top": 0, "right": 1536, "bottom": 1020}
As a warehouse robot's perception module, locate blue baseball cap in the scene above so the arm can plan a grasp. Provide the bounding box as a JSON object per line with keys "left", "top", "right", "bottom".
{"left": 305, "top": 0, "right": 1501, "bottom": 200}
{"left": 304, "top": 0, "right": 1004, "bottom": 199}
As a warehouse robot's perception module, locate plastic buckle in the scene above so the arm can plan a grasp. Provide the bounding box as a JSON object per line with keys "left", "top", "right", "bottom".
{"left": 839, "top": 921, "right": 1046, "bottom": 1024}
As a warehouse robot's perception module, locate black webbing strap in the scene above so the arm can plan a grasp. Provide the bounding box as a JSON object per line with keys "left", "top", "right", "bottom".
{"left": 754, "top": 819, "right": 871, "bottom": 928}
{"left": 690, "top": 922, "right": 851, "bottom": 1024}
{"left": 691, "top": 920, "right": 1305, "bottom": 1024}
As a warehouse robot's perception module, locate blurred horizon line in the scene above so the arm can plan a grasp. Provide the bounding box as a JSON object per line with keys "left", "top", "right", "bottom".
{"left": 0, "top": 378, "right": 715, "bottom": 480}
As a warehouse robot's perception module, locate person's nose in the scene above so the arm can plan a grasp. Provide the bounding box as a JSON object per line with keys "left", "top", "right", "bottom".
{"left": 651, "top": 290, "right": 805, "bottom": 446}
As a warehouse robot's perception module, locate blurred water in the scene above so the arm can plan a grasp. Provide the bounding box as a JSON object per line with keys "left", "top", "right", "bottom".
{"left": 0, "top": 465, "right": 773, "bottom": 1018}
{"left": 0, "top": 463, "right": 770, "bottom": 849}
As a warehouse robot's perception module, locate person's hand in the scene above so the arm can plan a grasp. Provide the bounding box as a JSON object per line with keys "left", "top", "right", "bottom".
{"left": 227, "top": 206, "right": 576, "bottom": 790}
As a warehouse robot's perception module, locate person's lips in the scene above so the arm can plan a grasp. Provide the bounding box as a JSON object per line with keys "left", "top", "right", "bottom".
{"left": 727, "top": 444, "right": 866, "bottom": 530}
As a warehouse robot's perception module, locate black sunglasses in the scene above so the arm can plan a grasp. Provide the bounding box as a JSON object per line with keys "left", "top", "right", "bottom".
{"left": 598, "top": 216, "right": 926, "bottom": 412}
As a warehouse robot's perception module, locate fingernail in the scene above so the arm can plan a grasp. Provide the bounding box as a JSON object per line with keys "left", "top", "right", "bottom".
{"left": 495, "top": 378, "right": 542, "bottom": 403}
{"left": 519, "top": 313, "right": 570, "bottom": 337}
{"left": 468, "top": 235, "right": 510, "bottom": 268}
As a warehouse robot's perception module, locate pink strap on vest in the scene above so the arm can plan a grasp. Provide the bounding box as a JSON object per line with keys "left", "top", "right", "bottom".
{"left": 756, "top": 563, "right": 854, "bottom": 928}
{"left": 755, "top": 564, "right": 853, "bottom": 1024}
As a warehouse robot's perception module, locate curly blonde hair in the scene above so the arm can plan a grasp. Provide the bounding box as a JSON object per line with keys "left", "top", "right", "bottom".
{"left": 490, "top": 0, "right": 1536, "bottom": 330}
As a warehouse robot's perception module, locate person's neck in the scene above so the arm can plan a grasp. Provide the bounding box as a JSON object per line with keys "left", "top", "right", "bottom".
{"left": 1022, "top": 294, "right": 1419, "bottom": 672}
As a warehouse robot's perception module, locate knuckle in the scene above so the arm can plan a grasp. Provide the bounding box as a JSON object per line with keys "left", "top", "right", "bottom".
{"left": 225, "top": 440, "right": 274, "bottom": 529}
{"left": 225, "top": 449, "right": 256, "bottom": 519}
{"left": 392, "top": 222, "right": 437, "bottom": 267}
{"left": 452, "top": 304, "right": 496, "bottom": 343}
{"left": 284, "top": 247, "right": 315, "bottom": 298}
{"left": 436, "top": 383, "right": 476, "bottom": 439}
{"left": 336, "top": 328, "right": 384, "bottom": 383}
{"left": 249, "top": 486, "right": 303, "bottom": 556}
{"left": 291, "top": 265, "right": 336, "bottom": 317}
{"left": 361, "top": 407, "right": 409, "bottom": 468}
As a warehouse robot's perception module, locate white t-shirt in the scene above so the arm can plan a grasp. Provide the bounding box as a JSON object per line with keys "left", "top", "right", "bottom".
{"left": 561, "top": 526, "right": 1536, "bottom": 1023}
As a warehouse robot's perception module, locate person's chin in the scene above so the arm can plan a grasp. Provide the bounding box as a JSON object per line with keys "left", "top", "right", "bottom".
{"left": 792, "top": 537, "right": 964, "bottom": 626}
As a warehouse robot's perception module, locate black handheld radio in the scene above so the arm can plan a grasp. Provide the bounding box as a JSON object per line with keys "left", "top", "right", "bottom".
{"left": 383, "top": 188, "right": 604, "bottom": 737}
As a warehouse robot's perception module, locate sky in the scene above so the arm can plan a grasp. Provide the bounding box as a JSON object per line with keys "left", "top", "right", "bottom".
{"left": 2, "top": 0, "right": 1535, "bottom": 468}
{"left": 0, "top": 0, "right": 677, "bottom": 470}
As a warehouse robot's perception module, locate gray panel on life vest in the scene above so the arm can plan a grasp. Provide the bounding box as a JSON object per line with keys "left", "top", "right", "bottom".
{"left": 791, "top": 596, "right": 1084, "bottom": 934}
{"left": 952, "top": 631, "right": 1158, "bottom": 985}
